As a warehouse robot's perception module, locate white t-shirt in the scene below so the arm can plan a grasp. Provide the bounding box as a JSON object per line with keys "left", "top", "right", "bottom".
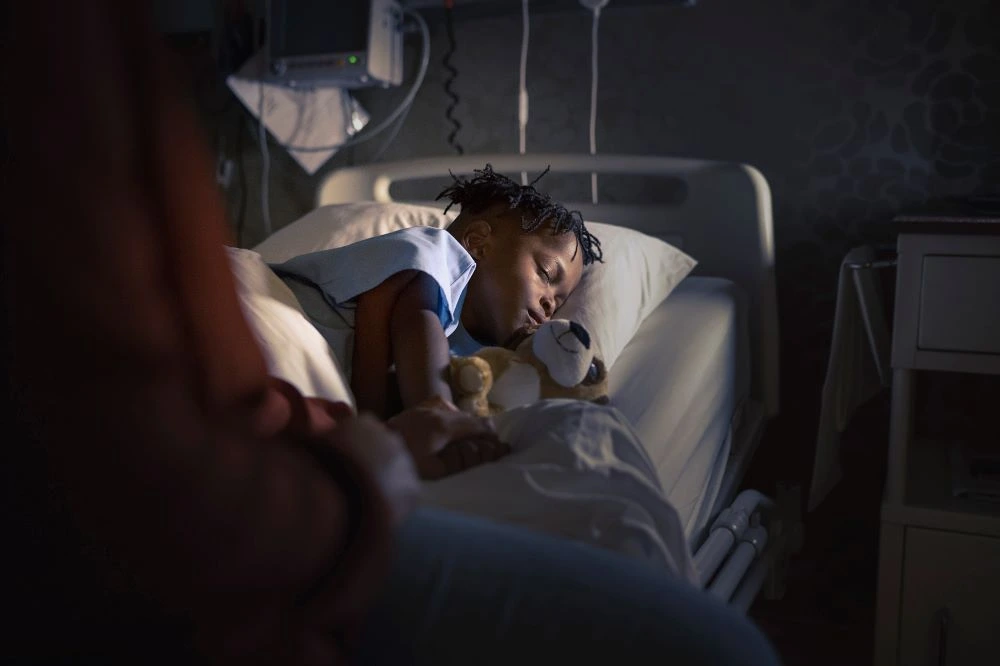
{"left": 270, "top": 227, "right": 481, "bottom": 376}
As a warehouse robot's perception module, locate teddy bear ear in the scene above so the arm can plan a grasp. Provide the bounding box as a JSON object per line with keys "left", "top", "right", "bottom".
{"left": 568, "top": 321, "right": 591, "bottom": 349}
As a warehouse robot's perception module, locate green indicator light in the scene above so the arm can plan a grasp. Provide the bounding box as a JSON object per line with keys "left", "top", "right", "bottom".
{"left": 348, "top": 55, "right": 359, "bottom": 64}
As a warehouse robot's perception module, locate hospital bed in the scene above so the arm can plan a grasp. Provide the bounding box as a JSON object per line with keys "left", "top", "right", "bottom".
{"left": 272, "top": 153, "right": 792, "bottom": 609}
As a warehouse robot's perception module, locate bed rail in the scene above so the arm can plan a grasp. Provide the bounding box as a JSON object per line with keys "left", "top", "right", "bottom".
{"left": 693, "top": 486, "right": 802, "bottom": 610}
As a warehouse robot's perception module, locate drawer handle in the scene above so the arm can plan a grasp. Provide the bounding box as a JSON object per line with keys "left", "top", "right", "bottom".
{"left": 935, "top": 607, "right": 951, "bottom": 666}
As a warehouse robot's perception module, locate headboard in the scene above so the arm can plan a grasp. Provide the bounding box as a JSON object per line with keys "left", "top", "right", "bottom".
{"left": 316, "top": 153, "right": 779, "bottom": 417}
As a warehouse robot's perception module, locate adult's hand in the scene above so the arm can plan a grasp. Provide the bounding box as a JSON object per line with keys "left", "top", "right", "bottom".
{"left": 387, "top": 400, "right": 510, "bottom": 480}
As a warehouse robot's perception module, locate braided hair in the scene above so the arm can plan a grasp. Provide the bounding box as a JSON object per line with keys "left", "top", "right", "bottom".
{"left": 436, "top": 164, "right": 603, "bottom": 265}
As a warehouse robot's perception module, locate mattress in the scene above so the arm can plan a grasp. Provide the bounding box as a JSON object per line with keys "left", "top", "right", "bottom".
{"left": 609, "top": 277, "right": 750, "bottom": 540}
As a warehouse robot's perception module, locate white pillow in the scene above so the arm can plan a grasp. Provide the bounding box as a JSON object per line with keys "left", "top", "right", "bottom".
{"left": 227, "top": 246, "right": 355, "bottom": 405}
{"left": 253, "top": 203, "right": 696, "bottom": 368}
{"left": 558, "top": 222, "right": 696, "bottom": 367}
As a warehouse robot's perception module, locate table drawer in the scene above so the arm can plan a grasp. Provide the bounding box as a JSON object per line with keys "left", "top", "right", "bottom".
{"left": 898, "top": 528, "right": 1000, "bottom": 666}
{"left": 918, "top": 255, "right": 1000, "bottom": 354}
{"left": 893, "top": 234, "right": 1000, "bottom": 373}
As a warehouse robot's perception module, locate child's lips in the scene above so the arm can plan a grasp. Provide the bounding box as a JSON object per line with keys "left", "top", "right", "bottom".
{"left": 527, "top": 309, "right": 543, "bottom": 326}
{"left": 502, "top": 325, "right": 536, "bottom": 350}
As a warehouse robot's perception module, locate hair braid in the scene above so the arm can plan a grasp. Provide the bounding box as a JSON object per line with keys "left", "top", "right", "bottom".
{"left": 436, "top": 164, "right": 603, "bottom": 265}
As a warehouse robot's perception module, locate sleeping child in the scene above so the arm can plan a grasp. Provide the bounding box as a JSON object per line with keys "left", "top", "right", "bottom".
{"left": 270, "top": 165, "right": 603, "bottom": 419}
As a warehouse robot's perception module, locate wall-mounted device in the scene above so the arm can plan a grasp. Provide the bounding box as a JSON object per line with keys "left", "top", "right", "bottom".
{"left": 267, "top": 0, "right": 403, "bottom": 89}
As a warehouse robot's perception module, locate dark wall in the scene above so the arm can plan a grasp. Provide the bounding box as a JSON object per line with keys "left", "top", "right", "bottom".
{"left": 382, "top": 0, "right": 998, "bottom": 449}
{"left": 226, "top": 0, "right": 1000, "bottom": 472}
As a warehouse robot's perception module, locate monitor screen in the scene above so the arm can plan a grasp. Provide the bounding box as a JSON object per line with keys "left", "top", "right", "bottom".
{"left": 271, "top": 0, "right": 370, "bottom": 58}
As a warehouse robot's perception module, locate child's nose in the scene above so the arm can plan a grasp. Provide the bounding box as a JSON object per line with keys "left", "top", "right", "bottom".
{"left": 540, "top": 295, "right": 555, "bottom": 318}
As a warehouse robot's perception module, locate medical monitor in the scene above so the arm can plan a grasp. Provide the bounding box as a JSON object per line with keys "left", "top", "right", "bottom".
{"left": 267, "top": 0, "right": 403, "bottom": 89}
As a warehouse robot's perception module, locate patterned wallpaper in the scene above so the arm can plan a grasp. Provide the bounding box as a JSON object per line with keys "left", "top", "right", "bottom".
{"left": 229, "top": 0, "right": 1000, "bottom": 457}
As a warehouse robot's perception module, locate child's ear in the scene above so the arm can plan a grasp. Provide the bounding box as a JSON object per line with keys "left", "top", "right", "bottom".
{"left": 460, "top": 220, "right": 493, "bottom": 260}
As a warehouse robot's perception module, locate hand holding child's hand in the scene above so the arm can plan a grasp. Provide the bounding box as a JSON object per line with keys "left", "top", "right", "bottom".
{"left": 387, "top": 398, "right": 510, "bottom": 480}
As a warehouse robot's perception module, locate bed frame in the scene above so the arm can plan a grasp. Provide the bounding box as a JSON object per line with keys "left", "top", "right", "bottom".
{"left": 316, "top": 153, "right": 797, "bottom": 610}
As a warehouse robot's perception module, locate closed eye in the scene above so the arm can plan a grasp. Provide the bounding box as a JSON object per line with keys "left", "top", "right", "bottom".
{"left": 536, "top": 252, "right": 566, "bottom": 287}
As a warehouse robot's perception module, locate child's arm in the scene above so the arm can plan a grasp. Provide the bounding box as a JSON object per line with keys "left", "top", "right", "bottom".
{"left": 353, "top": 270, "right": 453, "bottom": 417}
{"left": 390, "top": 272, "right": 455, "bottom": 409}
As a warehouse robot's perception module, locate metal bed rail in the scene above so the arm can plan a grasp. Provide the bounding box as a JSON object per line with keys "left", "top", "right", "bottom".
{"left": 692, "top": 487, "right": 802, "bottom": 611}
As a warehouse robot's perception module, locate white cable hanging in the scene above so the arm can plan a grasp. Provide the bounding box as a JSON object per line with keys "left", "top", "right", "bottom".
{"left": 587, "top": 2, "right": 607, "bottom": 204}
{"left": 519, "top": 0, "right": 531, "bottom": 185}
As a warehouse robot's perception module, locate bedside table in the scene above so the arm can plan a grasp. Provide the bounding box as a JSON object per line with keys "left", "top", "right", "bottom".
{"left": 874, "top": 206, "right": 1000, "bottom": 666}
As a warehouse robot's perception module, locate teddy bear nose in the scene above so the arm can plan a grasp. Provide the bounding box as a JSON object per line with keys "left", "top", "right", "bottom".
{"left": 568, "top": 322, "right": 591, "bottom": 349}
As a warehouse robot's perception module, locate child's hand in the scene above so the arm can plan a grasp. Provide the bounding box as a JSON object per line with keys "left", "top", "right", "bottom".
{"left": 387, "top": 403, "right": 510, "bottom": 480}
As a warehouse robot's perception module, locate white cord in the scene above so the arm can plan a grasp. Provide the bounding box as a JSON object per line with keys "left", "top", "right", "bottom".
{"left": 519, "top": 0, "right": 530, "bottom": 185}
{"left": 589, "top": 5, "right": 601, "bottom": 205}
{"left": 256, "top": 6, "right": 272, "bottom": 237}
{"left": 267, "top": 8, "right": 431, "bottom": 153}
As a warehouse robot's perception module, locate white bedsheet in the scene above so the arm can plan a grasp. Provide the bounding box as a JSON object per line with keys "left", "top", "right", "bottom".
{"left": 609, "top": 277, "right": 750, "bottom": 540}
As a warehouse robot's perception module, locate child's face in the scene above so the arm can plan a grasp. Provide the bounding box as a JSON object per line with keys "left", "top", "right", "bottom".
{"left": 459, "top": 219, "right": 584, "bottom": 346}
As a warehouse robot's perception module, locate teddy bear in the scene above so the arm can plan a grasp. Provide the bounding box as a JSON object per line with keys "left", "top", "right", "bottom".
{"left": 448, "top": 319, "right": 610, "bottom": 417}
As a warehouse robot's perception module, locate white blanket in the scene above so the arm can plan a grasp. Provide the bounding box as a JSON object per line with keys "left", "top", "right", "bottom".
{"left": 424, "top": 400, "right": 697, "bottom": 583}
{"left": 227, "top": 247, "right": 695, "bottom": 582}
